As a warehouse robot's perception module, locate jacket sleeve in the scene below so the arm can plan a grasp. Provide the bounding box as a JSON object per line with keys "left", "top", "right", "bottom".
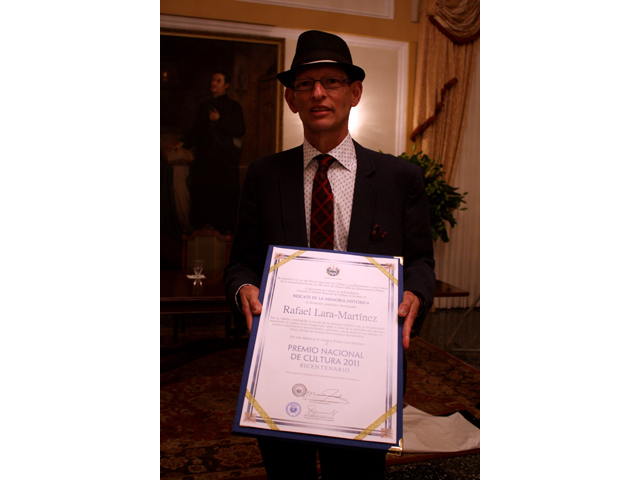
{"left": 223, "top": 161, "right": 264, "bottom": 315}
{"left": 401, "top": 163, "right": 436, "bottom": 336}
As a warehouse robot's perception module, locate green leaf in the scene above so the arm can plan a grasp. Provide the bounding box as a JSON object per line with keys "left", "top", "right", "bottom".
{"left": 396, "top": 150, "right": 469, "bottom": 243}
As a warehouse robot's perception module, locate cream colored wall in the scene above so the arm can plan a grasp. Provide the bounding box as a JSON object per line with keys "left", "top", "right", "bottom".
{"left": 160, "top": 0, "right": 419, "bottom": 154}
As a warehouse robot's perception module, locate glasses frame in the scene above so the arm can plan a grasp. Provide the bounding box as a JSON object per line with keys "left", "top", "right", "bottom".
{"left": 291, "top": 76, "right": 352, "bottom": 92}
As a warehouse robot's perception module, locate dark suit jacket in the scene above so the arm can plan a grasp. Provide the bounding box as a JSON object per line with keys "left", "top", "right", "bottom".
{"left": 223, "top": 141, "right": 436, "bottom": 333}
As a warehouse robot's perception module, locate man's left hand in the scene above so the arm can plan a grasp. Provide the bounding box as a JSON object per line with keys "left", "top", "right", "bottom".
{"left": 398, "top": 291, "right": 421, "bottom": 349}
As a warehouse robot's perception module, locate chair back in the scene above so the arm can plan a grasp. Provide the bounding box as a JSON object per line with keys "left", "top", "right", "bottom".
{"left": 181, "top": 228, "right": 232, "bottom": 275}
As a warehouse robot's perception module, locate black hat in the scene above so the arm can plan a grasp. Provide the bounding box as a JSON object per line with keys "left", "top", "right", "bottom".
{"left": 276, "top": 30, "right": 366, "bottom": 88}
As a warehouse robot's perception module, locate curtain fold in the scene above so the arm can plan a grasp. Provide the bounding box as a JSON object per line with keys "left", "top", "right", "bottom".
{"left": 430, "top": 0, "right": 480, "bottom": 44}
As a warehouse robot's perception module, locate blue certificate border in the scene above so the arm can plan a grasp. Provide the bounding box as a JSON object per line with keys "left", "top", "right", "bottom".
{"left": 232, "top": 245, "right": 404, "bottom": 451}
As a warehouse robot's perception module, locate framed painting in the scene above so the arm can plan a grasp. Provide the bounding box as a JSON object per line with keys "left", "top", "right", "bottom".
{"left": 160, "top": 27, "right": 284, "bottom": 270}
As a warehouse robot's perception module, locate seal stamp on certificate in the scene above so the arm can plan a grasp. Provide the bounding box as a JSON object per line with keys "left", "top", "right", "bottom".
{"left": 326, "top": 265, "right": 340, "bottom": 276}
{"left": 292, "top": 384, "right": 307, "bottom": 397}
{"left": 286, "top": 402, "right": 301, "bottom": 417}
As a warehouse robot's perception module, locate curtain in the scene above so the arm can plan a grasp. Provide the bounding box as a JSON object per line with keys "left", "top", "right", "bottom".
{"left": 412, "top": 0, "right": 480, "bottom": 308}
{"left": 412, "top": 0, "right": 479, "bottom": 184}
{"left": 433, "top": 51, "right": 479, "bottom": 309}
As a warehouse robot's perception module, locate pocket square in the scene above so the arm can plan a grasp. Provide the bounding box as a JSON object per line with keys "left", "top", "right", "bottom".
{"left": 371, "top": 224, "right": 389, "bottom": 241}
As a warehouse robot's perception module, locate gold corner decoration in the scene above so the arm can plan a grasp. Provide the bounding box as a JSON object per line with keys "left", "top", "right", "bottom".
{"left": 245, "top": 389, "right": 280, "bottom": 431}
{"left": 354, "top": 404, "right": 397, "bottom": 440}
{"left": 269, "top": 250, "right": 306, "bottom": 273}
{"left": 388, "top": 438, "right": 404, "bottom": 456}
{"left": 365, "top": 257, "right": 398, "bottom": 285}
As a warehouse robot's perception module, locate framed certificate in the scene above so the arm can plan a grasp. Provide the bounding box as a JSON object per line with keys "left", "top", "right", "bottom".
{"left": 233, "top": 245, "right": 403, "bottom": 450}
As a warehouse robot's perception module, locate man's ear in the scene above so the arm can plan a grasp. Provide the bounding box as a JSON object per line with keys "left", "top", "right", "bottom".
{"left": 286, "top": 82, "right": 360, "bottom": 110}
{"left": 284, "top": 88, "right": 298, "bottom": 114}
{"left": 349, "top": 81, "right": 363, "bottom": 107}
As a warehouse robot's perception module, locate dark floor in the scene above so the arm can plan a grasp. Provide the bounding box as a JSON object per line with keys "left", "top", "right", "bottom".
{"left": 387, "top": 454, "right": 480, "bottom": 480}
{"left": 161, "top": 306, "right": 480, "bottom": 479}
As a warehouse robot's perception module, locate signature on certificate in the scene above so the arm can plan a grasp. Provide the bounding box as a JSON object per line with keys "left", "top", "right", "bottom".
{"left": 306, "top": 404, "right": 339, "bottom": 420}
{"left": 304, "top": 388, "right": 350, "bottom": 405}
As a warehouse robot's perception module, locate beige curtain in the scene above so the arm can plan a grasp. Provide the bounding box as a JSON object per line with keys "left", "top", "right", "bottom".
{"left": 433, "top": 52, "right": 479, "bottom": 309}
{"left": 412, "top": 0, "right": 480, "bottom": 184}
{"left": 412, "top": 0, "right": 480, "bottom": 308}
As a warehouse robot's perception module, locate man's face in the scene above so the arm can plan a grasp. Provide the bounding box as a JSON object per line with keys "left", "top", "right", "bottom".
{"left": 285, "top": 66, "right": 362, "bottom": 139}
{"left": 210, "top": 73, "right": 229, "bottom": 97}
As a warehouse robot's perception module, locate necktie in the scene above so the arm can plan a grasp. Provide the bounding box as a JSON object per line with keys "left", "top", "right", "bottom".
{"left": 310, "top": 154, "right": 336, "bottom": 249}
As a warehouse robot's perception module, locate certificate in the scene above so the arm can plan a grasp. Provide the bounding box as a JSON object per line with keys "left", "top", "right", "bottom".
{"left": 233, "top": 246, "right": 403, "bottom": 450}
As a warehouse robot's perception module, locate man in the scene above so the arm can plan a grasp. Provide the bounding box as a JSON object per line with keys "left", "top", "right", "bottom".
{"left": 183, "top": 70, "right": 245, "bottom": 232}
{"left": 224, "top": 30, "right": 436, "bottom": 480}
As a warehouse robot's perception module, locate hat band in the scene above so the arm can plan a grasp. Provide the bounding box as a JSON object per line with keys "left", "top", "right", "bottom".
{"left": 297, "top": 59, "right": 338, "bottom": 66}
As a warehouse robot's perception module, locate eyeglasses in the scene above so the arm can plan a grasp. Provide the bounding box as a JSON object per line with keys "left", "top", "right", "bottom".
{"left": 291, "top": 76, "right": 351, "bottom": 91}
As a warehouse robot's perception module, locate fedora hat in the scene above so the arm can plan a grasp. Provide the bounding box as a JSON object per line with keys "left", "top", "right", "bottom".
{"left": 276, "top": 30, "right": 365, "bottom": 87}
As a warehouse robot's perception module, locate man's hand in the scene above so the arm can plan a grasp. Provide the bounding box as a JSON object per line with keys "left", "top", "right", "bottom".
{"left": 398, "top": 291, "right": 421, "bottom": 349}
{"left": 239, "top": 285, "right": 262, "bottom": 332}
{"left": 209, "top": 109, "right": 220, "bottom": 121}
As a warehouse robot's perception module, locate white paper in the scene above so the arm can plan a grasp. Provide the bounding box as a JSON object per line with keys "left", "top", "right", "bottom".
{"left": 239, "top": 247, "right": 401, "bottom": 444}
{"left": 402, "top": 405, "right": 480, "bottom": 453}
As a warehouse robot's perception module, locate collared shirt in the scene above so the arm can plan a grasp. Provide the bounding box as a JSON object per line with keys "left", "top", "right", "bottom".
{"left": 303, "top": 134, "right": 357, "bottom": 252}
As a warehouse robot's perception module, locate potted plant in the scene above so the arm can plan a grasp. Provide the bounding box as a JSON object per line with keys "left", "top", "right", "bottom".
{"left": 399, "top": 150, "right": 467, "bottom": 243}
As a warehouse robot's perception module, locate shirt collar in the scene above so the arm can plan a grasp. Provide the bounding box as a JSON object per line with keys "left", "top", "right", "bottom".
{"left": 303, "top": 133, "right": 356, "bottom": 172}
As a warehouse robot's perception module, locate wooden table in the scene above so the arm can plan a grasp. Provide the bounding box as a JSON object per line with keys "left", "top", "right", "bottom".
{"left": 161, "top": 270, "right": 230, "bottom": 315}
{"left": 434, "top": 280, "right": 469, "bottom": 298}
{"left": 161, "top": 270, "right": 232, "bottom": 343}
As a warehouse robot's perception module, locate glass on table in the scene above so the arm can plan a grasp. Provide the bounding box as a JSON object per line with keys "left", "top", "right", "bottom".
{"left": 193, "top": 259, "right": 204, "bottom": 278}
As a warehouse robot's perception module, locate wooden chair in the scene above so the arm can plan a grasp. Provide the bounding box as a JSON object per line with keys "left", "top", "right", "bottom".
{"left": 181, "top": 228, "right": 232, "bottom": 275}
{"left": 174, "top": 228, "right": 233, "bottom": 342}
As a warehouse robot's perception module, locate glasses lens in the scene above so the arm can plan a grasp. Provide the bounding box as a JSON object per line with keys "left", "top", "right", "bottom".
{"left": 321, "top": 77, "right": 344, "bottom": 89}
{"left": 292, "top": 77, "right": 346, "bottom": 91}
{"left": 292, "top": 79, "right": 314, "bottom": 91}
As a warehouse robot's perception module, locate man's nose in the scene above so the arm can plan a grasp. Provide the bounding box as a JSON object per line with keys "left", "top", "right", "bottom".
{"left": 311, "top": 81, "right": 326, "bottom": 98}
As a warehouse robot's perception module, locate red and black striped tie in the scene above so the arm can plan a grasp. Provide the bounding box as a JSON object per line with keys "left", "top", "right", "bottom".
{"left": 310, "top": 154, "right": 336, "bottom": 249}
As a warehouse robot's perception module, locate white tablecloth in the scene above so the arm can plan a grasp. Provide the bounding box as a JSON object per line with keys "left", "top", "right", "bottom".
{"left": 402, "top": 405, "right": 480, "bottom": 453}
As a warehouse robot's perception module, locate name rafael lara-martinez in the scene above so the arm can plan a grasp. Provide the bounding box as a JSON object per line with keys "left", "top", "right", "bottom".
{"left": 282, "top": 305, "right": 377, "bottom": 322}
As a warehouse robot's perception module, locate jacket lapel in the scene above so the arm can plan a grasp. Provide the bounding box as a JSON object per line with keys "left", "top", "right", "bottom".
{"left": 278, "top": 146, "right": 309, "bottom": 248}
{"left": 347, "top": 142, "right": 376, "bottom": 253}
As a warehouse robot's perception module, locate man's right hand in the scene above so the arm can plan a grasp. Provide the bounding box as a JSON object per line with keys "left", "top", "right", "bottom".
{"left": 238, "top": 285, "right": 262, "bottom": 332}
